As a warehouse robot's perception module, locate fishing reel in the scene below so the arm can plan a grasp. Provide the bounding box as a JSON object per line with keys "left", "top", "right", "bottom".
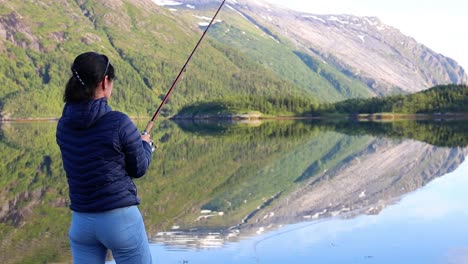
{"left": 141, "top": 131, "right": 157, "bottom": 152}
{"left": 148, "top": 140, "right": 156, "bottom": 152}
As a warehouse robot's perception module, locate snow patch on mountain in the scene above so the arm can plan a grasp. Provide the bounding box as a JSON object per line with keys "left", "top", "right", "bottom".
{"left": 261, "top": 15, "right": 273, "bottom": 22}
{"left": 197, "top": 19, "right": 223, "bottom": 27}
{"left": 302, "top": 15, "right": 326, "bottom": 23}
{"left": 252, "top": 0, "right": 270, "bottom": 8}
{"left": 269, "top": 35, "right": 279, "bottom": 43}
{"left": 151, "top": 0, "right": 182, "bottom": 6}
{"left": 364, "top": 17, "right": 378, "bottom": 26}
{"left": 358, "top": 35, "right": 365, "bottom": 43}
{"left": 195, "top": 15, "right": 213, "bottom": 20}
{"left": 327, "top": 16, "right": 350, "bottom": 24}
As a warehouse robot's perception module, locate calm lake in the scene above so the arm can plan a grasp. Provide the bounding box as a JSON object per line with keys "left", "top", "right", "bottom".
{"left": 1, "top": 119, "right": 467, "bottom": 264}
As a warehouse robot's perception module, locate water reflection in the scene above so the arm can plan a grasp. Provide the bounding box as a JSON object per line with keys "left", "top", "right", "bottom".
{"left": 143, "top": 157, "right": 468, "bottom": 264}
{"left": 0, "top": 119, "right": 467, "bottom": 263}
{"left": 148, "top": 120, "right": 468, "bottom": 252}
{"left": 237, "top": 159, "right": 468, "bottom": 264}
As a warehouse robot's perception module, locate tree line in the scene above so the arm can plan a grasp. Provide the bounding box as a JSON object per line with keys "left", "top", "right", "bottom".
{"left": 310, "top": 84, "right": 468, "bottom": 115}
{"left": 176, "top": 84, "right": 467, "bottom": 117}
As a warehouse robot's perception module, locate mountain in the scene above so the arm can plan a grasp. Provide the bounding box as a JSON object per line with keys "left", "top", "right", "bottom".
{"left": 0, "top": 0, "right": 308, "bottom": 118}
{"left": 0, "top": 0, "right": 466, "bottom": 119}
{"left": 168, "top": 0, "right": 467, "bottom": 95}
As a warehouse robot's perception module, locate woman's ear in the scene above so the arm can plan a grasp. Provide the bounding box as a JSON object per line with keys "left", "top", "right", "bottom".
{"left": 102, "top": 76, "right": 113, "bottom": 99}
{"left": 101, "top": 76, "right": 107, "bottom": 90}
{"left": 101, "top": 76, "right": 111, "bottom": 90}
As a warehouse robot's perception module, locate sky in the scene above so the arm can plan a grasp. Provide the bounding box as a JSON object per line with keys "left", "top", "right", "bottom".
{"left": 262, "top": 0, "right": 468, "bottom": 72}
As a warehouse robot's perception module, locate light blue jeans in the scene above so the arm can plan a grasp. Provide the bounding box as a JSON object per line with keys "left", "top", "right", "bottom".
{"left": 69, "top": 206, "right": 152, "bottom": 264}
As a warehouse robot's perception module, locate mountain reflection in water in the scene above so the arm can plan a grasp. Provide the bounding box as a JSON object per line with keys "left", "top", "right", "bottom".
{"left": 144, "top": 119, "right": 468, "bottom": 264}
{"left": 0, "top": 119, "right": 467, "bottom": 264}
{"left": 145, "top": 158, "right": 468, "bottom": 264}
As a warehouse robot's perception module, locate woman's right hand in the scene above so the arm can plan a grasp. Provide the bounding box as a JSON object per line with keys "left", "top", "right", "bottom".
{"left": 141, "top": 132, "right": 156, "bottom": 152}
{"left": 141, "top": 133, "right": 151, "bottom": 143}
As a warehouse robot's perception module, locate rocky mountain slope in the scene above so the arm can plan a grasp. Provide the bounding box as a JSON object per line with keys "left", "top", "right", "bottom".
{"left": 163, "top": 0, "right": 468, "bottom": 95}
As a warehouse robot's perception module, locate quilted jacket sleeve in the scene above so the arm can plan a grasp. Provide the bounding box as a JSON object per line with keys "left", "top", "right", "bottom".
{"left": 119, "top": 115, "right": 153, "bottom": 178}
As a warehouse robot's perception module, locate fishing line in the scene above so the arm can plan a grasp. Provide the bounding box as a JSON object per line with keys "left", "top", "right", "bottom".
{"left": 143, "top": 0, "right": 227, "bottom": 134}
{"left": 250, "top": 206, "right": 373, "bottom": 263}
{"left": 251, "top": 217, "right": 331, "bottom": 264}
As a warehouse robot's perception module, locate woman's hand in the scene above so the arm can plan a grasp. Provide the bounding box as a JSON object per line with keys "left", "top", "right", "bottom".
{"left": 141, "top": 132, "right": 156, "bottom": 152}
{"left": 141, "top": 133, "right": 151, "bottom": 143}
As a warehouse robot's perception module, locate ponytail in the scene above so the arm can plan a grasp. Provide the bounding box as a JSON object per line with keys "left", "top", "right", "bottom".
{"left": 64, "top": 52, "right": 115, "bottom": 103}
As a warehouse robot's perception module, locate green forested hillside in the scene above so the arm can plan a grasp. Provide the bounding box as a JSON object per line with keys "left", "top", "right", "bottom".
{"left": 175, "top": 84, "right": 468, "bottom": 117}
{"left": 0, "top": 0, "right": 320, "bottom": 119}
{"left": 312, "top": 84, "right": 468, "bottom": 115}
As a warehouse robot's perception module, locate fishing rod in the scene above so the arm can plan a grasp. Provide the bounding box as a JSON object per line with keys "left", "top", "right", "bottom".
{"left": 143, "top": 0, "right": 227, "bottom": 134}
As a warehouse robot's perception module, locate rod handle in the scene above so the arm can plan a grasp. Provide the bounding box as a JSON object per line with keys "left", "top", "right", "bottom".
{"left": 143, "top": 121, "right": 154, "bottom": 134}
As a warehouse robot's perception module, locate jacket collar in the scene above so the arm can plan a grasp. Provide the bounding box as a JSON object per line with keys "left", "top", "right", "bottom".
{"left": 60, "top": 98, "right": 112, "bottom": 129}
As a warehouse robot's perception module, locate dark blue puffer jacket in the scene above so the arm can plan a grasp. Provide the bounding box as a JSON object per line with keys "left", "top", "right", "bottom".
{"left": 56, "top": 98, "right": 153, "bottom": 212}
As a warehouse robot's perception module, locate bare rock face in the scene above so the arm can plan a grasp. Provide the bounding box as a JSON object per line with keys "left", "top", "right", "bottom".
{"left": 81, "top": 32, "right": 102, "bottom": 45}
{"left": 0, "top": 12, "right": 42, "bottom": 51}
{"left": 0, "top": 188, "right": 46, "bottom": 227}
{"left": 176, "top": 0, "right": 468, "bottom": 95}
{"left": 268, "top": 14, "right": 467, "bottom": 94}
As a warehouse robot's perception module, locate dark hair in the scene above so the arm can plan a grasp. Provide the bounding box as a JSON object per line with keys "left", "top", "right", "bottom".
{"left": 64, "top": 52, "right": 115, "bottom": 103}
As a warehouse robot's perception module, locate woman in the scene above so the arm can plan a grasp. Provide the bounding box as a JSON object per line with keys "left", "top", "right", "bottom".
{"left": 56, "top": 52, "right": 154, "bottom": 264}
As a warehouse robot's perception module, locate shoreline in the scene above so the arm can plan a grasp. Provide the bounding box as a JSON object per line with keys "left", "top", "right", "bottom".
{"left": 0, "top": 117, "right": 150, "bottom": 122}
{"left": 352, "top": 113, "right": 468, "bottom": 121}
{"left": 1, "top": 113, "right": 467, "bottom": 123}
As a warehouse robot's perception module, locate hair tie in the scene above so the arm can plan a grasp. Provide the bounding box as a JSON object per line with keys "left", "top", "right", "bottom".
{"left": 73, "top": 69, "right": 85, "bottom": 86}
